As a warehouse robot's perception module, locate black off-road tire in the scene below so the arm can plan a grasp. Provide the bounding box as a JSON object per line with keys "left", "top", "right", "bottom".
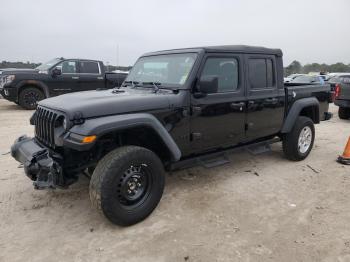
{"left": 282, "top": 116, "right": 315, "bottom": 161}
{"left": 18, "top": 87, "right": 45, "bottom": 110}
{"left": 338, "top": 107, "right": 350, "bottom": 119}
{"left": 89, "top": 146, "right": 165, "bottom": 226}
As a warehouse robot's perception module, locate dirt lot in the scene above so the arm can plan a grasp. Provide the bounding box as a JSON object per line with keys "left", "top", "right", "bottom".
{"left": 0, "top": 98, "right": 349, "bottom": 262}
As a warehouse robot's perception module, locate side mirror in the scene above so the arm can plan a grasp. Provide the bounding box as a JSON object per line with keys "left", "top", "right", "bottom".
{"left": 194, "top": 75, "right": 218, "bottom": 98}
{"left": 52, "top": 67, "right": 62, "bottom": 76}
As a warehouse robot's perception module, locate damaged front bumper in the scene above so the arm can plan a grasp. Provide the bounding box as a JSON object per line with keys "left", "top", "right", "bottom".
{"left": 11, "top": 135, "right": 66, "bottom": 189}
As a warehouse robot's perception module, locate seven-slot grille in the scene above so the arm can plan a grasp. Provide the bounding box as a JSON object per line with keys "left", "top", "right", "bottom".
{"left": 34, "top": 106, "right": 59, "bottom": 148}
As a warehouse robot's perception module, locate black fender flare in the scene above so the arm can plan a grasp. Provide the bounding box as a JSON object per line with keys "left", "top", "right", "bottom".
{"left": 281, "top": 97, "right": 319, "bottom": 133}
{"left": 68, "top": 113, "right": 182, "bottom": 161}
{"left": 17, "top": 80, "right": 50, "bottom": 98}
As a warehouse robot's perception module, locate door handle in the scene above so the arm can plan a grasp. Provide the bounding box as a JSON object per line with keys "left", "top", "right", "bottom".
{"left": 264, "top": 98, "right": 278, "bottom": 104}
{"left": 230, "top": 102, "right": 245, "bottom": 111}
{"left": 72, "top": 76, "right": 79, "bottom": 80}
{"left": 191, "top": 106, "right": 202, "bottom": 114}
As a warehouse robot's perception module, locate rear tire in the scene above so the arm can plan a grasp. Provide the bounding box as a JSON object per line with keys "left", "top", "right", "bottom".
{"left": 282, "top": 116, "right": 315, "bottom": 161}
{"left": 89, "top": 146, "right": 165, "bottom": 226}
{"left": 18, "top": 87, "right": 44, "bottom": 110}
{"left": 338, "top": 107, "right": 350, "bottom": 119}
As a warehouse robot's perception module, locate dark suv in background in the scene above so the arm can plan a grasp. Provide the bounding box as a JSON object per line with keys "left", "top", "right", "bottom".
{"left": 0, "top": 58, "right": 128, "bottom": 109}
{"left": 331, "top": 74, "right": 350, "bottom": 119}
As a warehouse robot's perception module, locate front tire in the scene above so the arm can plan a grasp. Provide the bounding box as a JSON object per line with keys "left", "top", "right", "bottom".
{"left": 89, "top": 146, "right": 165, "bottom": 226}
{"left": 18, "top": 87, "right": 44, "bottom": 110}
{"left": 283, "top": 116, "right": 315, "bottom": 161}
{"left": 338, "top": 107, "right": 350, "bottom": 119}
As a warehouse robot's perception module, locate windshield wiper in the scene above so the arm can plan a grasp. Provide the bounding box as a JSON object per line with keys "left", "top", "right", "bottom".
{"left": 141, "top": 82, "right": 162, "bottom": 92}
{"left": 124, "top": 81, "right": 174, "bottom": 93}
{"left": 141, "top": 82, "right": 179, "bottom": 93}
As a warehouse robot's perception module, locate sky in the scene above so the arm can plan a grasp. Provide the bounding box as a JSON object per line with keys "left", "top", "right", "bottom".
{"left": 0, "top": 0, "right": 349, "bottom": 67}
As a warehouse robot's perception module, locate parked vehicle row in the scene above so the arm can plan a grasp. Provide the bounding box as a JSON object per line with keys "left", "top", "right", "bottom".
{"left": 285, "top": 72, "right": 350, "bottom": 85}
{"left": 0, "top": 58, "right": 128, "bottom": 109}
{"left": 11, "top": 45, "right": 333, "bottom": 226}
{"left": 284, "top": 74, "right": 304, "bottom": 83}
{"left": 286, "top": 75, "right": 325, "bottom": 85}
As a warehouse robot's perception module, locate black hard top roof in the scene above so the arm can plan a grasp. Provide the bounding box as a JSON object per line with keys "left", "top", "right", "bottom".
{"left": 143, "top": 45, "right": 283, "bottom": 57}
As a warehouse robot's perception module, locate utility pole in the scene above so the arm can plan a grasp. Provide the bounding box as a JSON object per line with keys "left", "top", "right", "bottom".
{"left": 116, "top": 44, "right": 119, "bottom": 70}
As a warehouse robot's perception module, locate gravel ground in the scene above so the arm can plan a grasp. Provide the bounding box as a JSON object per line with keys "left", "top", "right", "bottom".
{"left": 0, "top": 99, "right": 349, "bottom": 262}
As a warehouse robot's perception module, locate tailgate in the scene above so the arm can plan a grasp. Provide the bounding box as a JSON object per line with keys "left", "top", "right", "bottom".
{"left": 338, "top": 83, "right": 350, "bottom": 100}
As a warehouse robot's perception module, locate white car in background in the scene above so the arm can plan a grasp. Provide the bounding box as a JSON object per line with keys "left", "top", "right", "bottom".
{"left": 284, "top": 74, "right": 305, "bottom": 83}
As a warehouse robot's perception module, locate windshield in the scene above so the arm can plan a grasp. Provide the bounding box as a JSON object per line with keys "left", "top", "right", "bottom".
{"left": 125, "top": 53, "right": 197, "bottom": 87}
{"left": 291, "top": 75, "right": 315, "bottom": 83}
{"left": 329, "top": 76, "right": 350, "bottom": 83}
{"left": 35, "top": 58, "right": 61, "bottom": 70}
{"left": 328, "top": 76, "right": 339, "bottom": 83}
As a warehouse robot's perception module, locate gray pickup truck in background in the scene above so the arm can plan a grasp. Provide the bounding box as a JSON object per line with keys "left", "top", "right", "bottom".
{"left": 331, "top": 74, "right": 350, "bottom": 119}
{"left": 0, "top": 58, "right": 128, "bottom": 109}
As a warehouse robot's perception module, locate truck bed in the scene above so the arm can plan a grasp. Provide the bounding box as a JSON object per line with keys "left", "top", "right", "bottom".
{"left": 285, "top": 83, "right": 332, "bottom": 121}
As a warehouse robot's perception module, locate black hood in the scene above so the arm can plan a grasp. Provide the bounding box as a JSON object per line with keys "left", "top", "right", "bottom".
{"left": 39, "top": 88, "right": 178, "bottom": 120}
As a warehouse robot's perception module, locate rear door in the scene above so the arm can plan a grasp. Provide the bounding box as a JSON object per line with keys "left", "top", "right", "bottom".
{"left": 245, "top": 55, "right": 285, "bottom": 140}
{"left": 77, "top": 60, "right": 104, "bottom": 91}
{"left": 190, "top": 53, "right": 246, "bottom": 152}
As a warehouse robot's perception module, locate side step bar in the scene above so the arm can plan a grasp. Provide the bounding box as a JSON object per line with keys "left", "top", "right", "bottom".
{"left": 169, "top": 137, "right": 281, "bottom": 171}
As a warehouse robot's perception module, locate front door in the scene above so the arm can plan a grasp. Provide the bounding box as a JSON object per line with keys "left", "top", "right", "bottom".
{"left": 245, "top": 55, "right": 285, "bottom": 140}
{"left": 190, "top": 54, "right": 246, "bottom": 153}
{"left": 48, "top": 60, "right": 80, "bottom": 96}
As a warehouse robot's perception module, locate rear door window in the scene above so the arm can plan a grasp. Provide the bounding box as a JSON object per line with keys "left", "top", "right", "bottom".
{"left": 248, "top": 58, "right": 275, "bottom": 89}
{"left": 342, "top": 76, "right": 350, "bottom": 84}
{"left": 80, "top": 61, "right": 100, "bottom": 74}
{"left": 266, "top": 59, "right": 275, "bottom": 86}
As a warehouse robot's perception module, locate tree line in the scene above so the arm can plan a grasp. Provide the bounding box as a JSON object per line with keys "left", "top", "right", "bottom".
{"left": 285, "top": 60, "right": 350, "bottom": 76}
{"left": 0, "top": 61, "right": 132, "bottom": 72}
{"left": 0, "top": 61, "right": 40, "bottom": 69}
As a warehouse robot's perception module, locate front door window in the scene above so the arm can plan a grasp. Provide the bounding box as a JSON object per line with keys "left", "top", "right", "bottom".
{"left": 56, "top": 61, "right": 78, "bottom": 74}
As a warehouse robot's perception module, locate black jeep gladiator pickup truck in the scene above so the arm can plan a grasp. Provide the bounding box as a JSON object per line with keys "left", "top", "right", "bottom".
{"left": 0, "top": 58, "right": 128, "bottom": 109}
{"left": 11, "top": 45, "right": 332, "bottom": 226}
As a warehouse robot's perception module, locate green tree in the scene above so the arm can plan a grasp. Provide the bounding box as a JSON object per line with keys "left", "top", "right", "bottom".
{"left": 285, "top": 60, "right": 302, "bottom": 76}
{"left": 329, "top": 63, "right": 349, "bottom": 72}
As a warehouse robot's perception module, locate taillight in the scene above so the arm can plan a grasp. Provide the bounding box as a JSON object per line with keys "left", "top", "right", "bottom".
{"left": 334, "top": 83, "right": 341, "bottom": 99}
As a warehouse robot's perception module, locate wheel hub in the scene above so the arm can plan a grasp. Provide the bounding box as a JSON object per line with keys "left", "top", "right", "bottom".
{"left": 126, "top": 175, "right": 142, "bottom": 195}
{"left": 298, "top": 126, "right": 312, "bottom": 154}
{"left": 117, "top": 165, "right": 148, "bottom": 204}
{"left": 24, "top": 92, "right": 39, "bottom": 106}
